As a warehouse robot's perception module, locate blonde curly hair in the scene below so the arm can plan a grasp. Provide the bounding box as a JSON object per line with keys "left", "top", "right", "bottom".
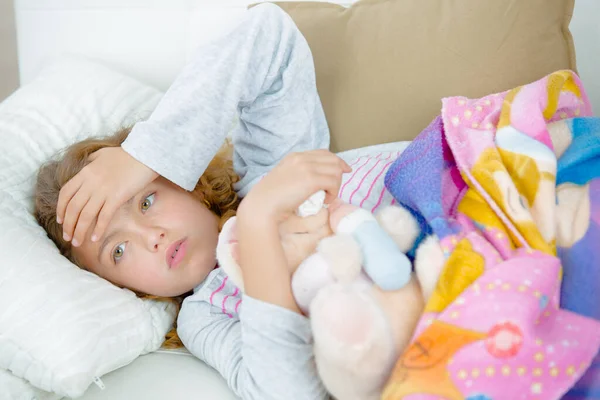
{"left": 34, "top": 126, "right": 240, "bottom": 348}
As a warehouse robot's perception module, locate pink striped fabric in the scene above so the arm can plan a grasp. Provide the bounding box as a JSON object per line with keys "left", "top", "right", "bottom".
{"left": 338, "top": 151, "right": 400, "bottom": 214}
{"left": 209, "top": 276, "right": 243, "bottom": 318}
{"left": 209, "top": 276, "right": 228, "bottom": 306}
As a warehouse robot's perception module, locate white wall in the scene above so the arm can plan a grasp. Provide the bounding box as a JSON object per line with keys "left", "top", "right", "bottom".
{"left": 10, "top": 0, "right": 600, "bottom": 114}
{"left": 571, "top": 0, "right": 600, "bottom": 115}
{"left": 0, "top": 0, "right": 18, "bottom": 101}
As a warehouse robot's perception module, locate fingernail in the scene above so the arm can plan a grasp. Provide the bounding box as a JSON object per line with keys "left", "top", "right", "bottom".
{"left": 91, "top": 234, "right": 98, "bottom": 242}
{"left": 72, "top": 238, "right": 80, "bottom": 247}
{"left": 63, "top": 232, "right": 71, "bottom": 241}
{"left": 56, "top": 216, "right": 62, "bottom": 224}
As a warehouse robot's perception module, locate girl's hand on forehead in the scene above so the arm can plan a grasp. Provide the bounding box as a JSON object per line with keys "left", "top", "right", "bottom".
{"left": 240, "top": 150, "right": 352, "bottom": 223}
{"left": 56, "top": 146, "right": 158, "bottom": 247}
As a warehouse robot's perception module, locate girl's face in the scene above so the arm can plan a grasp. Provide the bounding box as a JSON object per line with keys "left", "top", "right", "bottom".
{"left": 73, "top": 177, "right": 219, "bottom": 297}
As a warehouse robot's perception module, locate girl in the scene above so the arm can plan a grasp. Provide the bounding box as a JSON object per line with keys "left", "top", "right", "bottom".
{"left": 36, "top": 4, "right": 350, "bottom": 400}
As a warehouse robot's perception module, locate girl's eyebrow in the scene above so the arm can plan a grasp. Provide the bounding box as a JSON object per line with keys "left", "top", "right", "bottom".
{"left": 125, "top": 194, "right": 136, "bottom": 207}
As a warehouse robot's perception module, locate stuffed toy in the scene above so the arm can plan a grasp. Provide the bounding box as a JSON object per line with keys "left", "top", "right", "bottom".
{"left": 216, "top": 193, "right": 444, "bottom": 400}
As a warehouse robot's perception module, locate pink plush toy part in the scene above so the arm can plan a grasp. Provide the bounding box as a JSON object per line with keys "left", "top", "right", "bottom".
{"left": 216, "top": 191, "right": 364, "bottom": 293}
{"left": 302, "top": 205, "right": 444, "bottom": 400}
{"left": 215, "top": 193, "right": 332, "bottom": 292}
{"left": 328, "top": 199, "right": 412, "bottom": 289}
{"left": 215, "top": 193, "right": 445, "bottom": 400}
{"left": 295, "top": 191, "right": 413, "bottom": 290}
{"left": 215, "top": 217, "right": 243, "bottom": 289}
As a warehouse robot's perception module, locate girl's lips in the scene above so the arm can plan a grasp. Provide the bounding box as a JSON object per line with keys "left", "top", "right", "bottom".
{"left": 166, "top": 238, "right": 187, "bottom": 269}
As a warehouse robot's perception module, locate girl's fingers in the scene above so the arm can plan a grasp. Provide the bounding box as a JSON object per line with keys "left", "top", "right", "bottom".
{"left": 305, "top": 151, "right": 352, "bottom": 173}
{"left": 305, "top": 220, "right": 333, "bottom": 243}
{"left": 91, "top": 200, "right": 119, "bottom": 243}
{"left": 71, "top": 195, "right": 105, "bottom": 246}
{"left": 56, "top": 175, "right": 82, "bottom": 224}
{"left": 310, "top": 166, "right": 346, "bottom": 203}
{"left": 288, "top": 221, "right": 332, "bottom": 262}
{"left": 281, "top": 208, "right": 329, "bottom": 234}
{"left": 61, "top": 189, "right": 91, "bottom": 244}
{"left": 343, "top": 161, "right": 352, "bottom": 173}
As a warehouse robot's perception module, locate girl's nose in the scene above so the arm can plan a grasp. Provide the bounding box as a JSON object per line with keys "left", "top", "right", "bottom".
{"left": 146, "top": 228, "right": 166, "bottom": 251}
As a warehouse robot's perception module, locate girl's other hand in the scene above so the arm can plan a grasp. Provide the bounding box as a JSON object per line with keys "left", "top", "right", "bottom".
{"left": 236, "top": 150, "right": 350, "bottom": 312}
{"left": 239, "top": 150, "right": 351, "bottom": 224}
{"left": 280, "top": 208, "right": 332, "bottom": 272}
{"left": 57, "top": 147, "right": 158, "bottom": 247}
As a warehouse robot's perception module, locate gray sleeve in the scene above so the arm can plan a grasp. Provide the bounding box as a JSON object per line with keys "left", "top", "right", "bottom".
{"left": 177, "top": 295, "right": 328, "bottom": 400}
{"left": 121, "top": 3, "right": 329, "bottom": 195}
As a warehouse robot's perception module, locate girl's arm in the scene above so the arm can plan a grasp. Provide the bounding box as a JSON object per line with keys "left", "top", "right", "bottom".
{"left": 236, "top": 150, "right": 350, "bottom": 313}
{"left": 178, "top": 151, "right": 349, "bottom": 399}
{"left": 178, "top": 289, "right": 328, "bottom": 400}
{"left": 122, "top": 3, "right": 329, "bottom": 195}
{"left": 238, "top": 218, "right": 300, "bottom": 312}
{"left": 58, "top": 3, "right": 328, "bottom": 245}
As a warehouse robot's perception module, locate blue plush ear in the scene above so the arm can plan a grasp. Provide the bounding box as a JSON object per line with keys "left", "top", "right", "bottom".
{"left": 337, "top": 208, "right": 412, "bottom": 291}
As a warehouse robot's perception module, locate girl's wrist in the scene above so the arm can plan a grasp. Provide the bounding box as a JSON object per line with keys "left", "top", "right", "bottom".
{"left": 237, "top": 197, "right": 280, "bottom": 226}
{"left": 237, "top": 201, "right": 299, "bottom": 313}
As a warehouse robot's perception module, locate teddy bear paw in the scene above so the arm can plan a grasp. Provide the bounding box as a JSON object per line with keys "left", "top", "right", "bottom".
{"left": 310, "top": 283, "right": 398, "bottom": 399}
{"left": 375, "top": 205, "right": 420, "bottom": 253}
{"left": 292, "top": 253, "right": 336, "bottom": 315}
{"left": 414, "top": 235, "right": 444, "bottom": 300}
{"left": 317, "top": 234, "right": 362, "bottom": 282}
{"left": 310, "top": 283, "right": 396, "bottom": 370}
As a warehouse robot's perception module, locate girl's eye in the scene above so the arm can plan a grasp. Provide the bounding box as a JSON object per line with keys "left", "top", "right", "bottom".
{"left": 112, "top": 243, "right": 126, "bottom": 263}
{"left": 141, "top": 193, "right": 155, "bottom": 212}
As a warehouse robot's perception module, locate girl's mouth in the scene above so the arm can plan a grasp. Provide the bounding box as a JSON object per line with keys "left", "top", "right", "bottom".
{"left": 166, "top": 238, "right": 187, "bottom": 269}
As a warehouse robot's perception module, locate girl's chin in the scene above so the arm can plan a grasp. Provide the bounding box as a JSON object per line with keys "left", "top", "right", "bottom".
{"left": 186, "top": 265, "right": 214, "bottom": 289}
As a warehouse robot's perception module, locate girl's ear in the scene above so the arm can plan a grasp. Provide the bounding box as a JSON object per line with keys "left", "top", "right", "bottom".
{"left": 215, "top": 217, "right": 245, "bottom": 291}
{"left": 194, "top": 191, "right": 211, "bottom": 210}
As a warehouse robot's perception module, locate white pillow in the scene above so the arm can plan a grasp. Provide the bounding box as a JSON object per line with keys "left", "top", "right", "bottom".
{"left": 0, "top": 56, "right": 177, "bottom": 398}
{"left": 0, "top": 368, "right": 61, "bottom": 400}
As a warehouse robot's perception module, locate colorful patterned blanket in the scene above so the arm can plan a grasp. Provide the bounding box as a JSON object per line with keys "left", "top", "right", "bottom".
{"left": 382, "top": 71, "right": 600, "bottom": 400}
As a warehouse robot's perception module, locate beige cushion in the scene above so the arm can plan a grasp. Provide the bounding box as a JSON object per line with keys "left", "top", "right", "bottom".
{"left": 273, "top": 0, "right": 577, "bottom": 152}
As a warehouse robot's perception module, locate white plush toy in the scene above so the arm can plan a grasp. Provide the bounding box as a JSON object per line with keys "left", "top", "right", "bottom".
{"left": 216, "top": 194, "right": 444, "bottom": 400}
